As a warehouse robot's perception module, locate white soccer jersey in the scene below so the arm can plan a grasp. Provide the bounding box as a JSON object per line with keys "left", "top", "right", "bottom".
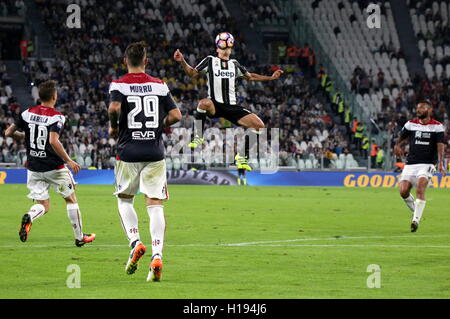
{"left": 195, "top": 56, "right": 248, "bottom": 105}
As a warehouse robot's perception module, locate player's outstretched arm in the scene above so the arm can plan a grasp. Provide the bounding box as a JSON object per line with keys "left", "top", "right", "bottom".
{"left": 108, "top": 101, "right": 121, "bottom": 137}
{"left": 4, "top": 124, "right": 25, "bottom": 140}
{"left": 174, "top": 49, "right": 199, "bottom": 78}
{"left": 163, "top": 108, "right": 182, "bottom": 127}
{"left": 49, "top": 132, "right": 81, "bottom": 174}
{"left": 244, "top": 69, "right": 284, "bottom": 82}
{"left": 437, "top": 143, "right": 446, "bottom": 177}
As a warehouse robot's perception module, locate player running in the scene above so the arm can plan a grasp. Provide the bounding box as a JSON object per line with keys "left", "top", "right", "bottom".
{"left": 394, "top": 101, "right": 446, "bottom": 232}
{"left": 4, "top": 80, "right": 96, "bottom": 247}
{"left": 108, "top": 42, "right": 182, "bottom": 282}
{"left": 173, "top": 32, "right": 283, "bottom": 149}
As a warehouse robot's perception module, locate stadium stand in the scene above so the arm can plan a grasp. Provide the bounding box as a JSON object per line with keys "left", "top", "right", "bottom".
{"left": 0, "top": 0, "right": 359, "bottom": 170}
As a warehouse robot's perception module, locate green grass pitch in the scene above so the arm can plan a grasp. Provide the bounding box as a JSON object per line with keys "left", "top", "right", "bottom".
{"left": 1, "top": 184, "right": 450, "bottom": 299}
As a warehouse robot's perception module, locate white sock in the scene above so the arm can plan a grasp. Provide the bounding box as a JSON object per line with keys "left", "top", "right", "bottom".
{"left": 67, "top": 203, "right": 83, "bottom": 240}
{"left": 147, "top": 205, "right": 165, "bottom": 258}
{"left": 403, "top": 194, "right": 415, "bottom": 212}
{"left": 118, "top": 197, "right": 140, "bottom": 246}
{"left": 413, "top": 199, "right": 426, "bottom": 223}
{"left": 28, "top": 204, "right": 46, "bottom": 222}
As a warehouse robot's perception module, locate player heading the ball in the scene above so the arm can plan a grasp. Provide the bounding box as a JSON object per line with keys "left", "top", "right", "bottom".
{"left": 174, "top": 32, "right": 283, "bottom": 153}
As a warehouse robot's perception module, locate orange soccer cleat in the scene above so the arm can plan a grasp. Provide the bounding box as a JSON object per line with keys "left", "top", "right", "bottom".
{"left": 19, "top": 214, "right": 32, "bottom": 242}
{"left": 147, "top": 254, "right": 163, "bottom": 282}
{"left": 125, "top": 241, "right": 146, "bottom": 275}
{"left": 75, "top": 233, "right": 96, "bottom": 247}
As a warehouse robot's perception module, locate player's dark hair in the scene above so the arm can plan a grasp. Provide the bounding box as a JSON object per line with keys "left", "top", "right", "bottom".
{"left": 38, "top": 80, "right": 57, "bottom": 102}
{"left": 417, "top": 100, "right": 432, "bottom": 107}
{"left": 125, "top": 41, "right": 147, "bottom": 67}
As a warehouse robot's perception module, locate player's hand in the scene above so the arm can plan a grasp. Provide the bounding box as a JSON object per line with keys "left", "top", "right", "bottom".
{"left": 67, "top": 160, "right": 81, "bottom": 175}
{"left": 109, "top": 127, "right": 119, "bottom": 137}
{"left": 271, "top": 69, "right": 284, "bottom": 80}
{"left": 394, "top": 145, "right": 404, "bottom": 157}
{"left": 174, "top": 49, "right": 184, "bottom": 63}
{"left": 438, "top": 163, "right": 447, "bottom": 177}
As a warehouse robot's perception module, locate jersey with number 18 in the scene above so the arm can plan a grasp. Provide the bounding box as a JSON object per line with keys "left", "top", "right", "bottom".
{"left": 109, "top": 73, "right": 178, "bottom": 162}
{"left": 15, "top": 105, "right": 66, "bottom": 172}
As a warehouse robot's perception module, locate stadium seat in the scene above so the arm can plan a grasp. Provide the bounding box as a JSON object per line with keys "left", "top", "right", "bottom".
{"left": 166, "top": 158, "right": 173, "bottom": 170}
{"left": 298, "top": 159, "right": 305, "bottom": 170}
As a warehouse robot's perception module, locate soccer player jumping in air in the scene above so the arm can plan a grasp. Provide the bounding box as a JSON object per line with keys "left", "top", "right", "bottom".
{"left": 173, "top": 32, "right": 283, "bottom": 149}
{"left": 4, "top": 80, "right": 96, "bottom": 247}
{"left": 394, "top": 101, "right": 446, "bottom": 232}
{"left": 108, "top": 42, "right": 182, "bottom": 281}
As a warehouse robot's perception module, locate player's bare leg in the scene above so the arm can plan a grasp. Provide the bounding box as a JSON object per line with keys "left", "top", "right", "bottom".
{"left": 411, "top": 177, "right": 429, "bottom": 232}
{"left": 64, "top": 193, "right": 96, "bottom": 247}
{"left": 238, "top": 114, "right": 265, "bottom": 158}
{"left": 237, "top": 113, "right": 265, "bottom": 132}
{"left": 189, "top": 98, "right": 216, "bottom": 148}
{"left": 399, "top": 181, "right": 415, "bottom": 213}
{"left": 146, "top": 196, "right": 165, "bottom": 282}
{"left": 19, "top": 199, "right": 50, "bottom": 242}
{"left": 118, "top": 193, "right": 146, "bottom": 274}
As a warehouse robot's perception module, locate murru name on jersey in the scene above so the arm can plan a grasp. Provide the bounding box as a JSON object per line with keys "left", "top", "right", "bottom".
{"left": 130, "top": 85, "right": 153, "bottom": 94}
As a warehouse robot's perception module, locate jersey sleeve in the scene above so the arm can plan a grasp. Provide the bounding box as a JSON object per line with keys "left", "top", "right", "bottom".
{"left": 14, "top": 113, "right": 26, "bottom": 130}
{"left": 436, "top": 125, "right": 445, "bottom": 143}
{"left": 160, "top": 92, "right": 178, "bottom": 113}
{"left": 234, "top": 60, "right": 249, "bottom": 78}
{"left": 109, "top": 90, "right": 124, "bottom": 103}
{"left": 109, "top": 82, "right": 124, "bottom": 102}
{"left": 49, "top": 115, "right": 66, "bottom": 135}
{"left": 194, "top": 56, "right": 211, "bottom": 74}
{"left": 399, "top": 123, "right": 411, "bottom": 139}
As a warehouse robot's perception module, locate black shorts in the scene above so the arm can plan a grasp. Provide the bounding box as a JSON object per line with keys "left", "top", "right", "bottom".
{"left": 238, "top": 168, "right": 246, "bottom": 175}
{"left": 212, "top": 100, "right": 252, "bottom": 125}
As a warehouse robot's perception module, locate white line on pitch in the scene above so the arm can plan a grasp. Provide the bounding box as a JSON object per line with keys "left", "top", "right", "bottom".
{"left": 222, "top": 234, "right": 450, "bottom": 246}
{"left": 1, "top": 234, "right": 450, "bottom": 249}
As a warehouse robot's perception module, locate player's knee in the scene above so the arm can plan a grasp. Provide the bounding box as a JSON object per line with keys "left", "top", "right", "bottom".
{"left": 399, "top": 189, "right": 410, "bottom": 199}
{"left": 118, "top": 194, "right": 134, "bottom": 200}
{"left": 145, "top": 197, "right": 164, "bottom": 207}
{"left": 37, "top": 200, "right": 50, "bottom": 212}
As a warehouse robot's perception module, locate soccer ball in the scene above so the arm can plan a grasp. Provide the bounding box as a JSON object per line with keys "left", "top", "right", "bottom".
{"left": 215, "top": 32, "right": 234, "bottom": 49}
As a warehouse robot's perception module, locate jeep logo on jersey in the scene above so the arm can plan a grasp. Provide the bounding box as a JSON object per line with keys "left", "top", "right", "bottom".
{"left": 214, "top": 70, "right": 235, "bottom": 78}
{"left": 132, "top": 131, "right": 156, "bottom": 140}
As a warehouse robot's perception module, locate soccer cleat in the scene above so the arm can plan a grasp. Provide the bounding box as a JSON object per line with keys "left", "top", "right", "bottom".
{"left": 19, "top": 214, "right": 32, "bottom": 242}
{"left": 75, "top": 233, "right": 96, "bottom": 247}
{"left": 411, "top": 221, "right": 419, "bottom": 233}
{"left": 125, "top": 242, "right": 146, "bottom": 275}
{"left": 147, "top": 254, "right": 163, "bottom": 282}
{"left": 188, "top": 135, "right": 205, "bottom": 149}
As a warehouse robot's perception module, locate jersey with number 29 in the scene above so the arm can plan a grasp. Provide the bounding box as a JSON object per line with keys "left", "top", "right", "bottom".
{"left": 109, "top": 73, "right": 178, "bottom": 162}
{"left": 15, "top": 105, "right": 66, "bottom": 172}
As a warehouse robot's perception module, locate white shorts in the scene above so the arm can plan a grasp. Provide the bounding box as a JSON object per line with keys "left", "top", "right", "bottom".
{"left": 27, "top": 167, "right": 76, "bottom": 201}
{"left": 399, "top": 164, "right": 436, "bottom": 186}
{"left": 114, "top": 159, "right": 169, "bottom": 200}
